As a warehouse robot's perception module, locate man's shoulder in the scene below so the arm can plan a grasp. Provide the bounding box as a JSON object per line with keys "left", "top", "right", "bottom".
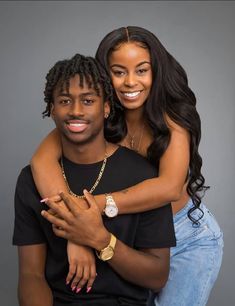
{"left": 16, "top": 164, "right": 34, "bottom": 188}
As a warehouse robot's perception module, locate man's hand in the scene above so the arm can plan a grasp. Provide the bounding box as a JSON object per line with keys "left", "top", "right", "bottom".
{"left": 41, "top": 193, "right": 89, "bottom": 216}
{"left": 41, "top": 190, "right": 110, "bottom": 250}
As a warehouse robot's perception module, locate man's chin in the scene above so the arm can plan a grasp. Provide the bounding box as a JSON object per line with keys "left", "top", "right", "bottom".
{"left": 62, "top": 132, "right": 93, "bottom": 146}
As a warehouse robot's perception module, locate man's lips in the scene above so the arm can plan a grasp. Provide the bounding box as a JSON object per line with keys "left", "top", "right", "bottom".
{"left": 66, "top": 120, "right": 89, "bottom": 133}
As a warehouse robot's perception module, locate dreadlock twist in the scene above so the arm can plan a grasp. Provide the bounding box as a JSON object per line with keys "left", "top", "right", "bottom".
{"left": 42, "top": 54, "right": 114, "bottom": 118}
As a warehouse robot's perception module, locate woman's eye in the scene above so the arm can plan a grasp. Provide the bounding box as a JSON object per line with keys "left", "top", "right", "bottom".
{"left": 137, "top": 68, "right": 148, "bottom": 75}
{"left": 112, "top": 70, "right": 125, "bottom": 77}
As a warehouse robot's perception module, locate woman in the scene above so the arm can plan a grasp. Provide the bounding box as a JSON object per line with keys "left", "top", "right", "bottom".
{"left": 31, "top": 26, "right": 223, "bottom": 306}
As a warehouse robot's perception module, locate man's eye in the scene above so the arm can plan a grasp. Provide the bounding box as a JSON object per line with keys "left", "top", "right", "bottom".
{"left": 60, "top": 99, "right": 71, "bottom": 105}
{"left": 83, "top": 99, "right": 94, "bottom": 105}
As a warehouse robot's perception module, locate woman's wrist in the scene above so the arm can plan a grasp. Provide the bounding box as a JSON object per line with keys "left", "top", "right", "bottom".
{"left": 94, "top": 194, "right": 106, "bottom": 213}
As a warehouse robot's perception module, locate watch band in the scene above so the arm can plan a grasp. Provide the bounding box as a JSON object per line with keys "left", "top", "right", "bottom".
{"left": 96, "top": 233, "right": 117, "bottom": 261}
{"left": 104, "top": 193, "right": 118, "bottom": 218}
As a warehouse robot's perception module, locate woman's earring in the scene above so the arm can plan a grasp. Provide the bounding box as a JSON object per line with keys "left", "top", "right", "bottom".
{"left": 104, "top": 113, "right": 109, "bottom": 119}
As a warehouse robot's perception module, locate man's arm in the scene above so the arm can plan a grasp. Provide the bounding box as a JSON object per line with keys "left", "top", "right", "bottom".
{"left": 18, "top": 244, "right": 53, "bottom": 306}
{"left": 108, "top": 242, "right": 169, "bottom": 291}
{"left": 41, "top": 191, "right": 170, "bottom": 291}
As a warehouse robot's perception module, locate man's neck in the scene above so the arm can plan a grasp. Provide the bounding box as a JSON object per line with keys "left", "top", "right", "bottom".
{"left": 61, "top": 137, "right": 107, "bottom": 165}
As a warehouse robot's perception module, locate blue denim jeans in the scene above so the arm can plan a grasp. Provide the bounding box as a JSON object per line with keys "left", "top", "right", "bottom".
{"left": 148, "top": 199, "right": 224, "bottom": 306}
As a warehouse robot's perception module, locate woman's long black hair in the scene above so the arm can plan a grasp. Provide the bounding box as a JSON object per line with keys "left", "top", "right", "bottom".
{"left": 96, "top": 26, "right": 209, "bottom": 223}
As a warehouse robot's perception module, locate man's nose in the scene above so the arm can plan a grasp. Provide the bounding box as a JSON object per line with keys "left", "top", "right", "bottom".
{"left": 69, "top": 101, "right": 84, "bottom": 117}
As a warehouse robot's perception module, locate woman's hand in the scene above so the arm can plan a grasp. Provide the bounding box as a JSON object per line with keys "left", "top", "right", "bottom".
{"left": 67, "top": 242, "right": 97, "bottom": 293}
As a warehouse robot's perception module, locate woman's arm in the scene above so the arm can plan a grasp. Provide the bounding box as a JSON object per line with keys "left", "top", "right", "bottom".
{"left": 31, "top": 122, "right": 190, "bottom": 213}
{"left": 95, "top": 120, "right": 190, "bottom": 213}
{"left": 30, "top": 129, "right": 68, "bottom": 198}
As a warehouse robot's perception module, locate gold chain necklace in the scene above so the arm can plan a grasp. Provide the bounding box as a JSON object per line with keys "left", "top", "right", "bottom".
{"left": 60, "top": 152, "right": 108, "bottom": 199}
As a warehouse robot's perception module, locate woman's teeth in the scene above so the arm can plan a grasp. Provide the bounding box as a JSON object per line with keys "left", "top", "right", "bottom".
{"left": 123, "top": 91, "right": 141, "bottom": 98}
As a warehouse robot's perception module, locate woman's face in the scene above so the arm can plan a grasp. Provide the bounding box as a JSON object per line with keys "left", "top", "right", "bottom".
{"left": 109, "top": 42, "right": 152, "bottom": 110}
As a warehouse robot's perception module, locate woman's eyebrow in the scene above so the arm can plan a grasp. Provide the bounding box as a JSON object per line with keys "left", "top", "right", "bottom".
{"left": 110, "top": 61, "right": 151, "bottom": 69}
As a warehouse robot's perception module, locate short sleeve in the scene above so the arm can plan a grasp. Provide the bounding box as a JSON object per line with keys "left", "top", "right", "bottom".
{"left": 134, "top": 204, "right": 176, "bottom": 249}
{"left": 12, "top": 167, "right": 46, "bottom": 245}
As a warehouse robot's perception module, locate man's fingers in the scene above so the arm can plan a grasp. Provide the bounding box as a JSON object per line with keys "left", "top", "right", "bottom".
{"left": 41, "top": 209, "right": 67, "bottom": 230}
{"left": 83, "top": 190, "right": 98, "bottom": 210}
{"left": 59, "top": 192, "right": 79, "bottom": 215}
{"left": 44, "top": 198, "right": 71, "bottom": 221}
{"left": 52, "top": 224, "right": 68, "bottom": 239}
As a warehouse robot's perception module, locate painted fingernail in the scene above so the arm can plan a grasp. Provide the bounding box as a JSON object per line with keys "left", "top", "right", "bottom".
{"left": 72, "top": 286, "right": 76, "bottom": 291}
{"left": 66, "top": 280, "right": 70, "bottom": 285}
{"left": 76, "top": 287, "right": 82, "bottom": 293}
{"left": 40, "top": 198, "right": 48, "bottom": 203}
{"left": 86, "top": 286, "right": 92, "bottom": 293}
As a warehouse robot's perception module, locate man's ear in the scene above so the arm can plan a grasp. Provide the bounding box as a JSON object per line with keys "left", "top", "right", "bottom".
{"left": 104, "top": 101, "right": 110, "bottom": 119}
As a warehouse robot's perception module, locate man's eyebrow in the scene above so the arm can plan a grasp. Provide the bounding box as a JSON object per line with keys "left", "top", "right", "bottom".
{"left": 57, "top": 92, "right": 71, "bottom": 97}
{"left": 80, "top": 91, "right": 98, "bottom": 97}
{"left": 56, "top": 91, "right": 98, "bottom": 97}
{"left": 110, "top": 61, "right": 151, "bottom": 69}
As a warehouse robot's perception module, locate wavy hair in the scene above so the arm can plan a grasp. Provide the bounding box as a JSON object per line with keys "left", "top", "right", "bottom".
{"left": 96, "top": 26, "right": 209, "bottom": 223}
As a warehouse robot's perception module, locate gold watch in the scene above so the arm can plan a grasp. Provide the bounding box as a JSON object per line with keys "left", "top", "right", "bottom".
{"left": 96, "top": 233, "right": 117, "bottom": 261}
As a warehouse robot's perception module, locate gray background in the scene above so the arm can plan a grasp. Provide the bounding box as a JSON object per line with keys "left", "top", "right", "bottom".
{"left": 0, "top": 1, "right": 234, "bottom": 305}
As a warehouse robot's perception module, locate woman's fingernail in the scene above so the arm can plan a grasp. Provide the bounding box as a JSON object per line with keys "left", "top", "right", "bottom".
{"left": 72, "top": 286, "right": 76, "bottom": 291}
{"left": 40, "top": 198, "right": 48, "bottom": 203}
{"left": 86, "top": 286, "right": 92, "bottom": 293}
{"left": 66, "top": 280, "right": 70, "bottom": 285}
{"left": 76, "top": 287, "right": 82, "bottom": 293}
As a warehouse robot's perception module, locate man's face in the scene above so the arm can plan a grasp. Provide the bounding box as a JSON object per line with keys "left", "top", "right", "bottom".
{"left": 51, "top": 74, "right": 110, "bottom": 146}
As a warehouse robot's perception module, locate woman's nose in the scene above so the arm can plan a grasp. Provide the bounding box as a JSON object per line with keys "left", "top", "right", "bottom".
{"left": 124, "top": 73, "right": 137, "bottom": 87}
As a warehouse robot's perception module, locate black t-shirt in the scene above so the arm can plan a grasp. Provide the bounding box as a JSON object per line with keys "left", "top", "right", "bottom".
{"left": 13, "top": 146, "right": 176, "bottom": 306}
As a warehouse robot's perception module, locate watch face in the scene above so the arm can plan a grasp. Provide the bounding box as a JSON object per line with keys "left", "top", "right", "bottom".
{"left": 105, "top": 204, "right": 118, "bottom": 218}
{"left": 101, "top": 246, "right": 114, "bottom": 261}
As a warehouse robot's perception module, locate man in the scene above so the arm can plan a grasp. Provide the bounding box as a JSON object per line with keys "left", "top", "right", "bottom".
{"left": 13, "top": 54, "right": 176, "bottom": 306}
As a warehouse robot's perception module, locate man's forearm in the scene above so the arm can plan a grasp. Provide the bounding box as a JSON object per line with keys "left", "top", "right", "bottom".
{"left": 104, "top": 239, "right": 169, "bottom": 291}
{"left": 18, "top": 274, "right": 53, "bottom": 306}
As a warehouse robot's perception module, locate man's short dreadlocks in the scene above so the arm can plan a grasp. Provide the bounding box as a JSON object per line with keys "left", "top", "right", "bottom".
{"left": 42, "top": 54, "right": 114, "bottom": 118}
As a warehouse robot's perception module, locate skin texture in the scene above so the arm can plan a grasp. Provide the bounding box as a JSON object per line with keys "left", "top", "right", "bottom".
{"left": 30, "top": 42, "right": 190, "bottom": 290}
